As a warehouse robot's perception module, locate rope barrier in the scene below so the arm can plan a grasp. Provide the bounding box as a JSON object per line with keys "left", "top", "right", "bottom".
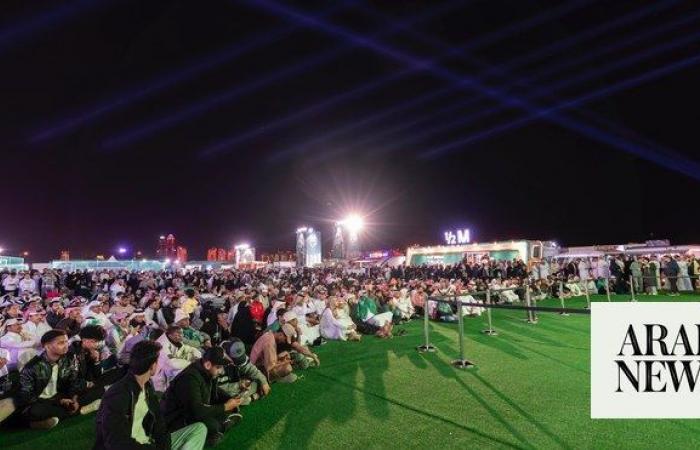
{"left": 418, "top": 291, "right": 591, "bottom": 369}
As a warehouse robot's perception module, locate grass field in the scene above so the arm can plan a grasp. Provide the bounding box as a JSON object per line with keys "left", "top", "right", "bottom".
{"left": 4, "top": 293, "right": 700, "bottom": 449}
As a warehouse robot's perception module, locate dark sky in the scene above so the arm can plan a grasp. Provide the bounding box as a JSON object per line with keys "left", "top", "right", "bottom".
{"left": 2, "top": 0, "right": 700, "bottom": 261}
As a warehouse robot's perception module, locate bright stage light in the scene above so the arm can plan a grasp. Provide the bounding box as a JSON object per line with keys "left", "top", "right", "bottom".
{"left": 118, "top": 247, "right": 127, "bottom": 254}
{"left": 341, "top": 214, "right": 365, "bottom": 233}
{"left": 235, "top": 243, "right": 250, "bottom": 250}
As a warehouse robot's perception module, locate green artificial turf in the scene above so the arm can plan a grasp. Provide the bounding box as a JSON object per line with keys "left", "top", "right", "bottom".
{"left": 4, "top": 293, "right": 700, "bottom": 449}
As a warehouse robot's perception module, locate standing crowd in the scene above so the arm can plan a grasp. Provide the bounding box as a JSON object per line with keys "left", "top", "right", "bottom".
{"left": 0, "top": 255, "right": 697, "bottom": 448}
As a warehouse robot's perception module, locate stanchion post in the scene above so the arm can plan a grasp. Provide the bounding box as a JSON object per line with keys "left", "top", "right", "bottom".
{"left": 416, "top": 297, "right": 437, "bottom": 353}
{"left": 559, "top": 281, "right": 570, "bottom": 316}
{"left": 481, "top": 289, "right": 498, "bottom": 335}
{"left": 451, "top": 296, "right": 475, "bottom": 369}
{"left": 605, "top": 277, "right": 611, "bottom": 302}
{"left": 525, "top": 285, "right": 538, "bottom": 324}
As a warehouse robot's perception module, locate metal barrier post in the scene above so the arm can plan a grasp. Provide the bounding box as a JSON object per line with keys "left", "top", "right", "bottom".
{"left": 559, "top": 281, "right": 569, "bottom": 316}
{"left": 583, "top": 280, "right": 591, "bottom": 309}
{"left": 452, "top": 297, "right": 475, "bottom": 369}
{"left": 525, "top": 285, "right": 538, "bottom": 324}
{"left": 629, "top": 276, "right": 637, "bottom": 302}
{"left": 481, "top": 289, "right": 498, "bottom": 335}
{"left": 416, "top": 298, "right": 436, "bottom": 353}
{"left": 605, "top": 277, "right": 611, "bottom": 302}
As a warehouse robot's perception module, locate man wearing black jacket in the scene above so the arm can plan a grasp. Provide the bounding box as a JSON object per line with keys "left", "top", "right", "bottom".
{"left": 161, "top": 347, "right": 242, "bottom": 447}
{"left": 67, "top": 325, "right": 125, "bottom": 407}
{"left": 93, "top": 340, "right": 206, "bottom": 450}
{"left": 16, "top": 329, "right": 94, "bottom": 429}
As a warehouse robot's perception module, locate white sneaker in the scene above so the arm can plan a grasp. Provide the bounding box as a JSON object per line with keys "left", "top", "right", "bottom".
{"left": 80, "top": 399, "right": 101, "bottom": 415}
{"left": 30, "top": 417, "right": 59, "bottom": 429}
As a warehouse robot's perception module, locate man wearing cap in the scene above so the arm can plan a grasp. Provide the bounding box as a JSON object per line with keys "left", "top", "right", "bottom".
{"left": 218, "top": 338, "right": 270, "bottom": 404}
{"left": 153, "top": 325, "right": 202, "bottom": 392}
{"left": 94, "top": 340, "right": 207, "bottom": 450}
{"left": 161, "top": 347, "right": 243, "bottom": 447}
{"left": 0, "top": 318, "right": 37, "bottom": 371}
{"left": 16, "top": 329, "right": 89, "bottom": 429}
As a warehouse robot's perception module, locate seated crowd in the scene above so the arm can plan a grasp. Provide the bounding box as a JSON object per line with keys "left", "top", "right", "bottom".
{"left": 0, "top": 256, "right": 696, "bottom": 447}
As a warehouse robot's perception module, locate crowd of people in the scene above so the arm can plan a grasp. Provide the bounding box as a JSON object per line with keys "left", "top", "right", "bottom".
{"left": 0, "top": 254, "right": 697, "bottom": 448}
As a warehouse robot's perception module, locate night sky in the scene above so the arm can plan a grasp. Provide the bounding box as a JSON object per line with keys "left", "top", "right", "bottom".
{"left": 2, "top": 0, "right": 700, "bottom": 261}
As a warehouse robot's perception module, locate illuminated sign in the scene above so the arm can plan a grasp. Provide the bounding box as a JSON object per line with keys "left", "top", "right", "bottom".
{"left": 444, "top": 229, "right": 471, "bottom": 245}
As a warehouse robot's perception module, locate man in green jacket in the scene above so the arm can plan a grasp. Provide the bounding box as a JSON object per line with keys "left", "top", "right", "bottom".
{"left": 160, "top": 347, "right": 242, "bottom": 447}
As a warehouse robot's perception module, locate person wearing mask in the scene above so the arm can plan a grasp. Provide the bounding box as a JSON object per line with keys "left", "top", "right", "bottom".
{"left": 93, "top": 340, "right": 207, "bottom": 450}
{"left": 161, "top": 347, "right": 242, "bottom": 447}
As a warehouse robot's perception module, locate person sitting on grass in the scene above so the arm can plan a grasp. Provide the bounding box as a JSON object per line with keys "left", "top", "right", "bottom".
{"left": 565, "top": 276, "right": 583, "bottom": 296}
{"left": 249, "top": 327, "right": 298, "bottom": 383}
{"left": 0, "top": 343, "right": 16, "bottom": 425}
{"left": 93, "top": 340, "right": 207, "bottom": 450}
{"left": 174, "top": 309, "right": 211, "bottom": 350}
{"left": 279, "top": 314, "right": 321, "bottom": 368}
{"left": 356, "top": 291, "right": 393, "bottom": 338}
{"left": 161, "top": 347, "right": 243, "bottom": 448}
{"left": 16, "top": 329, "right": 101, "bottom": 429}
{"left": 218, "top": 338, "right": 270, "bottom": 405}
{"left": 153, "top": 325, "right": 202, "bottom": 392}
{"left": 67, "top": 325, "right": 125, "bottom": 410}
{"left": 320, "top": 297, "right": 361, "bottom": 341}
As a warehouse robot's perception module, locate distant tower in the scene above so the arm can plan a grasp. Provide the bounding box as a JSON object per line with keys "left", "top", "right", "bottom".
{"left": 176, "top": 246, "right": 188, "bottom": 263}
{"left": 331, "top": 223, "right": 345, "bottom": 259}
{"left": 157, "top": 235, "right": 167, "bottom": 259}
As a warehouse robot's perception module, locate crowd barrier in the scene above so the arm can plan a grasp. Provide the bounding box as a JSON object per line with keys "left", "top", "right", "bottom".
{"left": 416, "top": 274, "right": 699, "bottom": 369}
